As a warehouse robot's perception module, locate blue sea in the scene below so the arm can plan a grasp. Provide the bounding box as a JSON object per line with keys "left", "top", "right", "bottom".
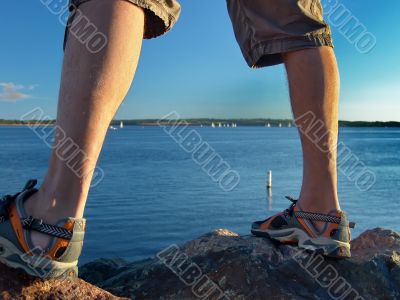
{"left": 0, "top": 126, "right": 399, "bottom": 264}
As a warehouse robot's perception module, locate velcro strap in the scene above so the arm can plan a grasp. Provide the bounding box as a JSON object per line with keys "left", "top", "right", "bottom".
{"left": 21, "top": 216, "right": 73, "bottom": 240}
{"left": 294, "top": 211, "right": 356, "bottom": 228}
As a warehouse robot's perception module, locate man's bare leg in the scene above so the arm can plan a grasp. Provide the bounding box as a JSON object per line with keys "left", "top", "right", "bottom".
{"left": 24, "top": 0, "right": 144, "bottom": 249}
{"left": 283, "top": 47, "right": 341, "bottom": 222}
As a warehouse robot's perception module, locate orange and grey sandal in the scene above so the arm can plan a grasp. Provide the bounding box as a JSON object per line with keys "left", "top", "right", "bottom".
{"left": 251, "top": 197, "right": 355, "bottom": 258}
{"left": 0, "top": 180, "right": 86, "bottom": 278}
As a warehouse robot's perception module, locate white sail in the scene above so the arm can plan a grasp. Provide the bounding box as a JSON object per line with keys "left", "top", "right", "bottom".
{"left": 120, "top": 121, "right": 124, "bottom": 129}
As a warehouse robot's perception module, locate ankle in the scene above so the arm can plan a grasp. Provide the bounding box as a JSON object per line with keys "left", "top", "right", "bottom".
{"left": 297, "top": 194, "right": 340, "bottom": 215}
{"left": 24, "top": 189, "right": 81, "bottom": 224}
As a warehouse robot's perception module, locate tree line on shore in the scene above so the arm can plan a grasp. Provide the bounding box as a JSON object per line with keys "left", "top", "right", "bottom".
{"left": 1, "top": 119, "right": 399, "bottom": 127}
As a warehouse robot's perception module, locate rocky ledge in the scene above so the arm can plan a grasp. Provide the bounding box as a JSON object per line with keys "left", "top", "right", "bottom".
{"left": 0, "top": 263, "right": 128, "bottom": 299}
{"left": 1, "top": 228, "right": 399, "bottom": 300}
{"left": 79, "top": 228, "right": 400, "bottom": 300}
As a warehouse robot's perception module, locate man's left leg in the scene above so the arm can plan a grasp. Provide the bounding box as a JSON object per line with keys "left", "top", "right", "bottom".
{"left": 0, "top": 0, "right": 180, "bottom": 278}
{"left": 25, "top": 0, "right": 145, "bottom": 250}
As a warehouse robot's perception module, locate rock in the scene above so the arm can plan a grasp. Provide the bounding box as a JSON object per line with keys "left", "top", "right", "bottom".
{"left": 80, "top": 228, "right": 400, "bottom": 300}
{"left": 351, "top": 228, "right": 400, "bottom": 257}
{"left": 78, "top": 258, "right": 129, "bottom": 287}
{"left": 0, "top": 262, "right": 128, "bottom": 300}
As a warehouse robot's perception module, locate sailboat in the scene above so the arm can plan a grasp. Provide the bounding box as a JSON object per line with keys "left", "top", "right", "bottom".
{"left": 211, "top": 122, "right": 215, "bottom": 128}
{"left": 288, "top": 123, "right": 292, "bottom": 128}
{"left": 267, "top": 123, "right": 271, "bottom": 128}
{"left": 219, "top": 122, "right": 222, "bottom": 128}
{"left": 120, "top": 121, "right": 124, "bottom": 129}
{"left": 279, "top": 123, "right": 282, "bottom": 128}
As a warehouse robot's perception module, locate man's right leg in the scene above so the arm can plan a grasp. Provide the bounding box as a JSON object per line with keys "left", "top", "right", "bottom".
{"left": 24, "top": 0, "right": 145, "bottom": 249}
{"left": 283, "top": 46, "right": 341, "bottom": 221}
{"left": 228, "top": 0, "right": 355, "bottom": 258}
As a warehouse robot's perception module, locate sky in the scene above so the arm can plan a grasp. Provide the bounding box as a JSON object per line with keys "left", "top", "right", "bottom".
{"left": 0, "top": 0, "right": 399, "bottom": 121}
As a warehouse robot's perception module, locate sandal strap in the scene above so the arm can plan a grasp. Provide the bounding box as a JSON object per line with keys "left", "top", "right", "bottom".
{"left": 285, "top": 196, "right": 356, "bottom": 228}
{"left": 0, "top": 179, "right": 38, "bottom": 222}
{"left": 21, "top": 216, "right": 73, "bottom": 240}
{"left": 294, "top": 211, "right": 356, "bottom": 229}
{"left": 1, "top": 180, "right": 73, "bottom": 240}
{"left": 0, "top": 195, "right": 17, "bottom": 223}
{"left": 294, "top": 210, "right": 339, "bottom": 223}
{"left": 23, "top": 179, "right": 38, "bottom": 191}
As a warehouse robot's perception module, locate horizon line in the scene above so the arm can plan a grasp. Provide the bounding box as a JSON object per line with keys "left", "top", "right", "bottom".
{"left": 1, "top": 118, "right": 400, "bottom": 123}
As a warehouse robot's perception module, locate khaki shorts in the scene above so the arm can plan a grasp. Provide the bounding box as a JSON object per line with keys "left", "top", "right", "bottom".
{"left": 66, "top": 0, "right": 181, "bottom": 44}
{"left": 227, "top": 0, "right": 333, "bottom": 68}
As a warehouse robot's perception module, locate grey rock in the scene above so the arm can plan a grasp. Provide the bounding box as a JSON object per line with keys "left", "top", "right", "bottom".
{"left": 80, "top": 228, "right": 400, "bottom": 300}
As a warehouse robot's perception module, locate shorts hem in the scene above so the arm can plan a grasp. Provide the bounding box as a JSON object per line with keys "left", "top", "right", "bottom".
{"left": 69, "top": 0, "right": 180, "bottom": 40}
{"left": 245, "top": 34, "right": 334, "bottom": 68}
{"left": 126, "top": 0, "right": 178, "bottom": 39}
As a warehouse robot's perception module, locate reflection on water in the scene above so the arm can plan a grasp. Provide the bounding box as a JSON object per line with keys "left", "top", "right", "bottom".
{"left": 267, "top": 188, "right": 273, "bottom": 211}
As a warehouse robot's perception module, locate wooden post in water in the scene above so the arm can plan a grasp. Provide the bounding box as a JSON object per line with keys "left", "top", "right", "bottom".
{"left": 266, "top": 170, "right": 272, "bottom": 189}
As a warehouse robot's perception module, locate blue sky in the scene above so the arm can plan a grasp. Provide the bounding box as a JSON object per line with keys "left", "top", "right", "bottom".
{"left": 0, "top": 0, "right": 399, "bottom": 121}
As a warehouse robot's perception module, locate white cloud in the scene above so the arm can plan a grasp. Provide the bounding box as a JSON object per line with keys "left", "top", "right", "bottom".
{"left": 0, "top": 82, "right": 37, "bottom": 102}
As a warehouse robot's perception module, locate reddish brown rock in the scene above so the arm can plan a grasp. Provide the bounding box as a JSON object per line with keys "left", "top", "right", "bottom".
{"left": 351, "top": 228, "right": 400, "bottom": 258}
{"left": 0, "top": 263, "right": 128, "bottom": 300}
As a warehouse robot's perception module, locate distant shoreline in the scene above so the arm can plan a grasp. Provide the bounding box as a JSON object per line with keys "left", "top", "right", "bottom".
{"left": 1, "top": 119, "right": 400, "bottom": 128}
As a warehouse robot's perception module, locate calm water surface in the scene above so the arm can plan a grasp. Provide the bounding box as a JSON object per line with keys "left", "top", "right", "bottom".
{"left": 0, "top": 126, "right": 399, "bottom": 264}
